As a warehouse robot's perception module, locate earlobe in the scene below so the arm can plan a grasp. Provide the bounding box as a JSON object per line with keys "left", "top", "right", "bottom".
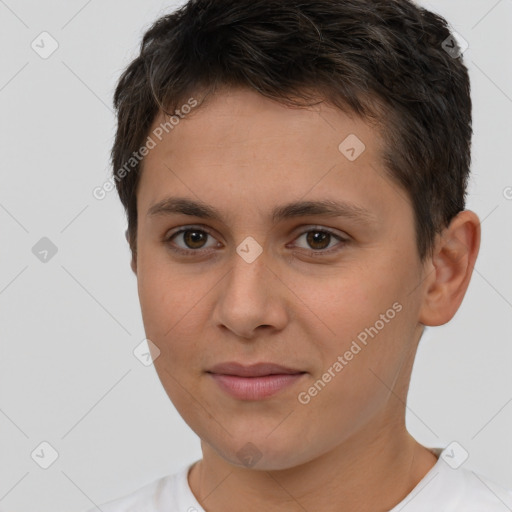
{"left": 418, "top": 210, "right": 481, "bottom": 327}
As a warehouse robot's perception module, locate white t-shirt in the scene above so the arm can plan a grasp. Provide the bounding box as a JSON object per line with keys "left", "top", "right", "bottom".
{"left": 89, "top": 446, "right": 512, "bottom": 512}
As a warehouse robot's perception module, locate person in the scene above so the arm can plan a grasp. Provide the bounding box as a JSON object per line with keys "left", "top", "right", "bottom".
{"left": 89, "top": 0, "right": 512, "bottom": 510}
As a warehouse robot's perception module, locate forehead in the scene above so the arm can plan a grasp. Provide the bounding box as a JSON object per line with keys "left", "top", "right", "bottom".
{"left": 147, "top": 87, "right": 380, "bottom": 161}
{"left": 138, "top": 88, "right": 409, "bottom": 225}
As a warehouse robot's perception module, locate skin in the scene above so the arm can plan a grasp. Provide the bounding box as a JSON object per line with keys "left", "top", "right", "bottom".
{"left": 129, "top": 86, "right": 480, "bottom": 512}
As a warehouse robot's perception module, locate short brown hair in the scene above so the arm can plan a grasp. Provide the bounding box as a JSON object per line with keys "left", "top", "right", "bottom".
{"left": 111, "top": 0, "right": 472, "bottom": 262}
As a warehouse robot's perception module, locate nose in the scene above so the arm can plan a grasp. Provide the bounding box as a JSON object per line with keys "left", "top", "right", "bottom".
{"left": 211, "top": 245, "right": 289, "bottom": 340}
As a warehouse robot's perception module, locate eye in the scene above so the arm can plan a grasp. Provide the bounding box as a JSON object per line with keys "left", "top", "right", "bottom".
{"left": 290, "top": 227, "right": 348, "bottom": 254}
{"left": 164, "top": 225, "right": 348, "bottom": 257}
{"left": 165, "top": 226, "right": 220, "bottom": 254}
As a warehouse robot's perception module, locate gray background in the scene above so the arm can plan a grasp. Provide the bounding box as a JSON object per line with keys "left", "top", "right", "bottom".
{"left": 0, "top": 0, "right": 511, "bottom": 510}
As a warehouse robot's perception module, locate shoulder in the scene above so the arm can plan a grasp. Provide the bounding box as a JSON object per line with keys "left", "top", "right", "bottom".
{"left": 85, "top": 463, "right": 198, "bottom": 512}
{"left": 391, "top": 446, "right": 512, "bottom": 512}
{"left": 451, "top": 467, "right": 512, "bottom": 511}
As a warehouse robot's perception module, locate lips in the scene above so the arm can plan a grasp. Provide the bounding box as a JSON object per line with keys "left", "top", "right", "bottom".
{"left": 207, "top": 361, "right": 305, "bottom": 377}
{"left": 206, "top": 361, "right": 307, "bottom": 400}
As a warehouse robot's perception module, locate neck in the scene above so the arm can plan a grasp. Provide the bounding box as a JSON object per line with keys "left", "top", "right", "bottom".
{"left": 188, "top": 420, "right": 438, "bottom": 512}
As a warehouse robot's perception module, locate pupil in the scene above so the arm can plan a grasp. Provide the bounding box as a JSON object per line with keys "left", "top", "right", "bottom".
{"left": 307, "top": 231, "right": 330, "bottom": 250}
{"left": 185, "top": 230, "right": 206, "bottom": 248}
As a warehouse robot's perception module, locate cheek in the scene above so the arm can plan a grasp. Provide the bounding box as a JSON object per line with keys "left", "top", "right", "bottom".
{"left": 138, "top": 266, "right": 207, "bottom": 408}
{"left": 287, "top": 261, "right": 397, "bottom": 339}
{"left": 295, "top": 309, "right": 412, "bottom": 440}
{"left": 137, "top": 245, "right": 195, "bottom": 327}
{"left": 290, "top": 261, "right": 415, "bottom": 383}
{"left": 136, "top": 253, "right": 218, "bottom": 371}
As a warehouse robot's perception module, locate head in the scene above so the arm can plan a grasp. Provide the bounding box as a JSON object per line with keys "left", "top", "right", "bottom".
{"left": 110, "top": 0, "right": 480, "bottom": 469}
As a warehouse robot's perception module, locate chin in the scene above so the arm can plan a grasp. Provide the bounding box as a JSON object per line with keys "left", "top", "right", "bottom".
{"left": 205, "top": 428, "right": 318, "bottom": 471}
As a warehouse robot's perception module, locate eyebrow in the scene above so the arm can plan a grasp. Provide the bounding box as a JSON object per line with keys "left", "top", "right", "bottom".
{"left": 147, "top": 196, "right": 377, "bottom": 225}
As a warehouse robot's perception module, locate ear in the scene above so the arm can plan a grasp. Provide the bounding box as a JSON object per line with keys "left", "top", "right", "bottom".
{"left": 125, "top": 229, "right": 137, "bottom": 275}
{"left": 418, "top": 210, "right": 481, "bottom": 326}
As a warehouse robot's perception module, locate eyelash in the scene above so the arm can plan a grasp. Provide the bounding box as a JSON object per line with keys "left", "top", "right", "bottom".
{"left": 164, "top": 225, "right": 348, "bottom": 257}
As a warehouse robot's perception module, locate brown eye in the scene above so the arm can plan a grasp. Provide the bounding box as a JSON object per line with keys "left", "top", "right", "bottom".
{"left": 182, "top": 229, "right": 208, "bottom": 249}
{"left": 306, "top": 231, "right": 331, "bottom": 250}
{"left": 292, "top": 228, "right": 348, "bottom": 254}
{"left": 166, "top": 227, "right": 220, "bottom": 254}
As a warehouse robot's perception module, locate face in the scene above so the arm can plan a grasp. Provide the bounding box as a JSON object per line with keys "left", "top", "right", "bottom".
{"left": 133, "top": 87, "right": 428, "bottom": 470}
